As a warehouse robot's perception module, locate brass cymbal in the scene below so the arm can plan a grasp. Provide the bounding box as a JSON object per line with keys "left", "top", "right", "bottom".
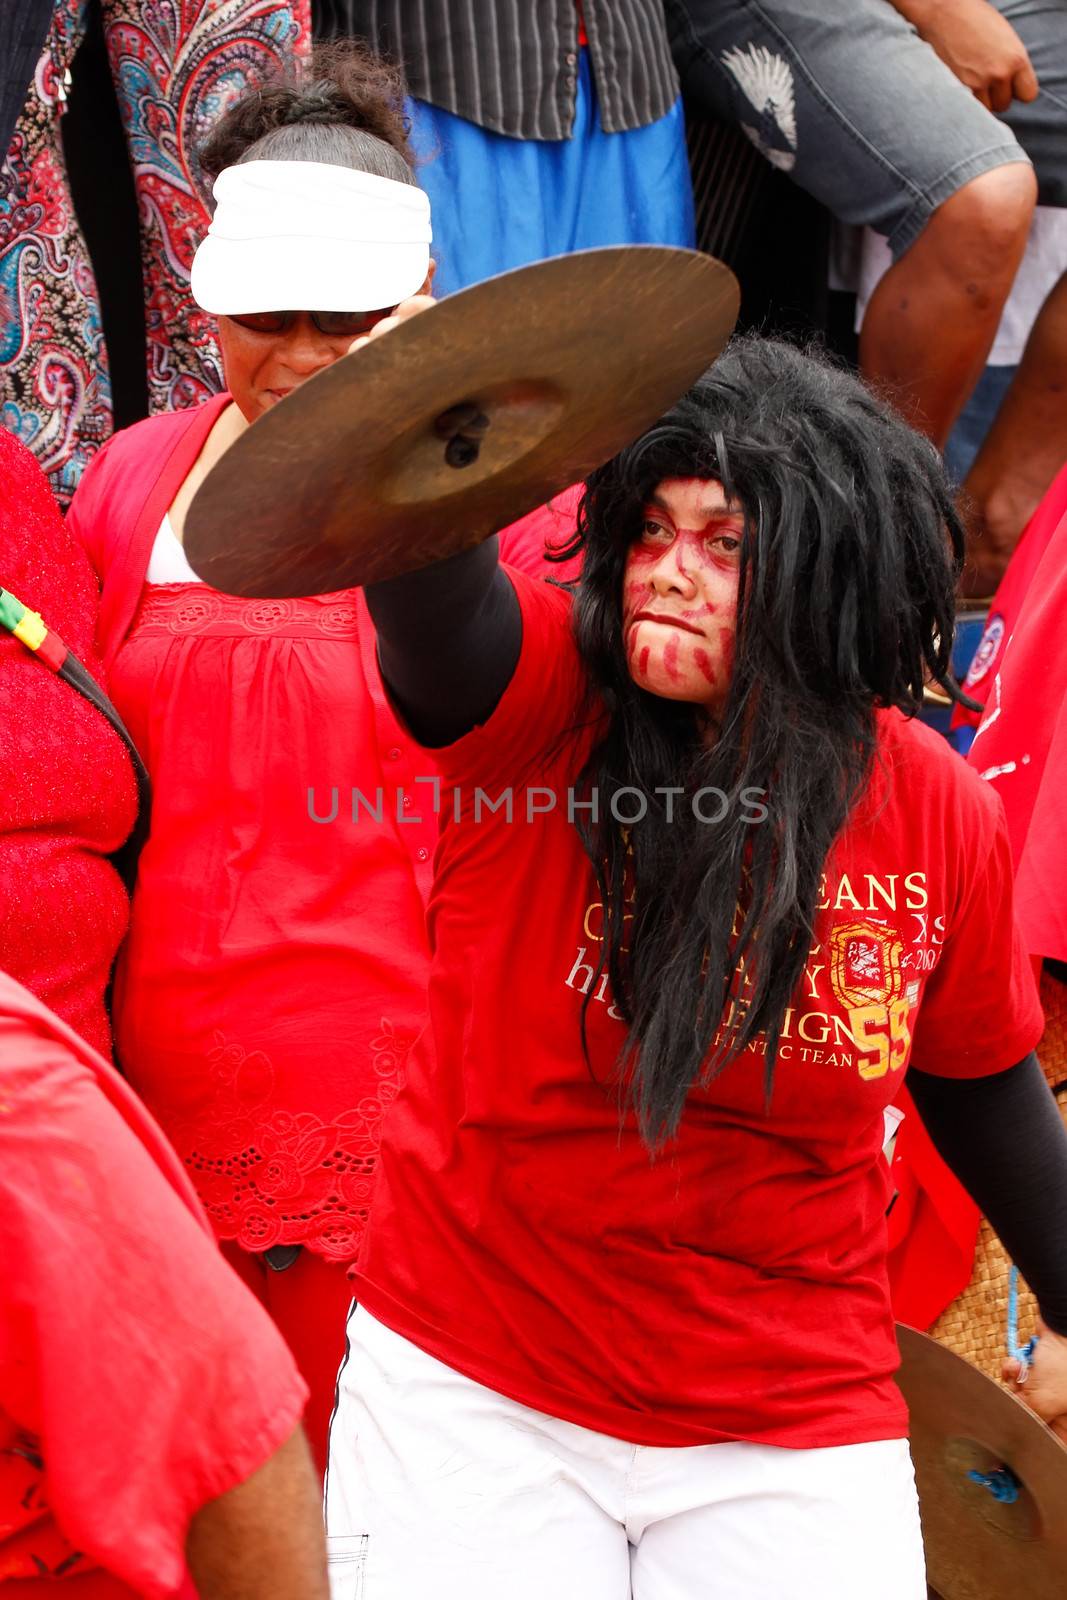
{"left": 897, "top": 1324, "right": 1067, "bottom": 1599}
{"left": 184, "top": 247, "right": 740, "bottom": 597}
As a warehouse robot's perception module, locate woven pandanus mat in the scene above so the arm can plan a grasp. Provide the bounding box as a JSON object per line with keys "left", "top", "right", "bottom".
{"left": 1038, "top": 964, "right": 1067, "bottom": 1087}
{"left": 931, "top": 968, "right": 1067, "bottom": 1379}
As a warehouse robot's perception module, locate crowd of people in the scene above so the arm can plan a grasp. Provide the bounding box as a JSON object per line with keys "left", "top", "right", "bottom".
{"left": 3, "top": 4, "right": 1067, "bottom": 1598}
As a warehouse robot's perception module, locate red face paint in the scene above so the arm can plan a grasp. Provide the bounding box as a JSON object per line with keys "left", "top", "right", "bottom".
{"left": 622, "top": 561, "right": 656, "bottom": 623}
{"left": 663, "top": 630, "right": 682, "bottom": 683}
{"left": 693, "top": 647, "right": 716, "bottom": 686}
{"left": 620, "top": 476, "right": 744, "bottom": 714}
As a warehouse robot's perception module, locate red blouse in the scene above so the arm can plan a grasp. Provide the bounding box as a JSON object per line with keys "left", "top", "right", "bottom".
{"left": 0, "top": 430, "right": 136, "bottom": 1058}
{"left": 67, "top": 396, "right": 579, "bottom": 1263}
{"left": 108, "top": 579, "right": 433, "bottom": 1261}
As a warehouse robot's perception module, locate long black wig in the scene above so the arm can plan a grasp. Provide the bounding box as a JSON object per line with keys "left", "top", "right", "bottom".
{"left": 557, "top": 336, "right": 965, "bottom": 1149}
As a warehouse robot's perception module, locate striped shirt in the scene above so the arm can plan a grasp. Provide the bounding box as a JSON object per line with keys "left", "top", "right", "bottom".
{"left": 1, "top": 0, "right": 51, "bottom": 153}
{"left": 317, "top": 2, "right": 679, "bottom": 140}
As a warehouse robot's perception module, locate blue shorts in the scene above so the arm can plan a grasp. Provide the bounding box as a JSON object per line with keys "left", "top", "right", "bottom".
{"left": 408, "top": 49, "right": 696, "bottom": 298}
{"left": 668, "top": 0, "right": 1067, "bottom": 257}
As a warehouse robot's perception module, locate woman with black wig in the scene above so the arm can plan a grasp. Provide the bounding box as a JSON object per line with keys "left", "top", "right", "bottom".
{"left": 325, "top": 337, "right": 1067, "bottom": 1598}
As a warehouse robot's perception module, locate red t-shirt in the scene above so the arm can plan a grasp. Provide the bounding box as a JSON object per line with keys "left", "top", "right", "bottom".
{"left": 0, "top": 972, "right": 307, "bottom": 1596}
{"left": 357, "top": 573, "right": 1043, "bottom": 1449}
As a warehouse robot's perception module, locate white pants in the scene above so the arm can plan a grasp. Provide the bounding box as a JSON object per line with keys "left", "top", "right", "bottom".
{"left": 325, "top": 1307, "right": 927, "bottom": 1600}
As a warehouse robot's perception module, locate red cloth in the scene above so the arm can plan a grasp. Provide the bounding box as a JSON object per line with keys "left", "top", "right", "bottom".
{"left": 0, "top": 971, "right": 306, "bottom": 1597}
{"left": 887, "top": 467, "right": 1067, "bottom": 1326}
{"left": 964, "top": 500, "right": 1067, "bottom": 964}
{"left": 885, "top": 1082, "right": 981, "bottom": 1329}
{"left": 357, "top": 573, "right": 1042, "bottom": 1450}
{"left": 65, "top": 396, "right": 580, "bottom": 1452}
{"left": 220, "top": 1243, "right": 353, "bottom": 1478}
{"left": 0, "top": 430, "right": 136, "bottom": 1058}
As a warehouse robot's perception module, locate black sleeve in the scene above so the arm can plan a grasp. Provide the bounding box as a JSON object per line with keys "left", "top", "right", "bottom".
{"left": 907, "top": 1053, "right": 1067, "bottom": 1335}
{"left": 364, "top": 538, "right": 522, "bottom": 747}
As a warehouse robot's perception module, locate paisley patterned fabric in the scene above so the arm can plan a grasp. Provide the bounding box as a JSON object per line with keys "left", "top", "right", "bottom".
{"left": 0, "top": 2, "right": 108, "bottom": 506}
{"left": 104, "top": 0, "right": 310, "bottom": 414}
{"left": 0, "top": 0, "right": 309, "bottom": 504}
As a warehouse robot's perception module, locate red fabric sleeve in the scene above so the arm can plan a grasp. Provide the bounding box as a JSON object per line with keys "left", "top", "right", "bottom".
{"left": 497, "top": 485, "right": 584, "bottom": 582}
{"left": 1012, "top": 703, "right": 1067, "bottom": 964}
{"left": 966, "top": 505, "right": 1067, "bottom": 963}
{"left": 430, "top": 571, "right": 593, "bottom": 794}
{"left": 0, "top": 1014, "right": 307, "bottom": 1598}
{"left": 908, "top": 790, "right": 1043, "bottom": 1078}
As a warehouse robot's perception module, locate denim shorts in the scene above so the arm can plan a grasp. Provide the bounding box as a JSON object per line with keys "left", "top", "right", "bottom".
{"left": 667, "top": 0, "right": 1067, "bottom": 256}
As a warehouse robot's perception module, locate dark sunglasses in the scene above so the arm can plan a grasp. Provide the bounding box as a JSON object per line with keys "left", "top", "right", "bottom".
{"left": 226, "top": 308, "right": 396, "bottom": 337}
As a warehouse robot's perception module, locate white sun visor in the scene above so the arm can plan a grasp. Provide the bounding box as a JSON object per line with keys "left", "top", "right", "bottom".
{"left": 191, "top": 159, "right": 432, "bottom": 314}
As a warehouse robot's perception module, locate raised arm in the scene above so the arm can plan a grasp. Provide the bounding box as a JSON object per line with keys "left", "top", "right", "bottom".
{"left": 351, "top": 295, "right": 532, "bottom": 745}
{"left": 366, "top": 538, "right": 522, "bottom": 746}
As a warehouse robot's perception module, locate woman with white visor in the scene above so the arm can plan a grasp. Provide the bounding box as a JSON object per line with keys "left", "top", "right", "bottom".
{"left": 66, "top": 41, "right": 571, "bottom": 1469}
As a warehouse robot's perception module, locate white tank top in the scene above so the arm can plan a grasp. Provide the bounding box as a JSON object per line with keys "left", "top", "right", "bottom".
{"left": 145, "top": 514, "right": 205, "bottom": 585}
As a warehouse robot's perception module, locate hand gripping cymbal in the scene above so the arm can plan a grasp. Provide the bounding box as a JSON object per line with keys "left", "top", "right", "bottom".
{"left": 896, "top": 1325, "right": 1067, "bottom": 1599}
{"left": 184, "top": 247, "right": 740, "bottom": 598}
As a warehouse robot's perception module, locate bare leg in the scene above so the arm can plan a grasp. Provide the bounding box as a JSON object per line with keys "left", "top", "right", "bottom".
{"left": 859, "top": 164, "right": 1037, "bottom": 447}
{"left": 961, "top": 267, "right": 1067, "bottom": 596}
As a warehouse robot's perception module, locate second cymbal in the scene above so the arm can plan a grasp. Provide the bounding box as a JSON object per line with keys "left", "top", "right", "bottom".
{"left": 898, "top": 1324, "right": 1067, "bottom": 1599}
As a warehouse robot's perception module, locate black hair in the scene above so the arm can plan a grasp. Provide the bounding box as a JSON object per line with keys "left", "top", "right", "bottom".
{"left": 199, "top": 39, "right": 415, "bottom": 188}
{"left": 558, "top": 335, "right": 962, "bottom": 1149}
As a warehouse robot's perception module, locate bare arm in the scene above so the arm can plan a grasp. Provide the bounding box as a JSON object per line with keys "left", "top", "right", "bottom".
{"left": 888, "top": 0, "right": 1038, "bottom": 111}
{"left": 186, "top": 1424, "right": 329, "bottom": 1600}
